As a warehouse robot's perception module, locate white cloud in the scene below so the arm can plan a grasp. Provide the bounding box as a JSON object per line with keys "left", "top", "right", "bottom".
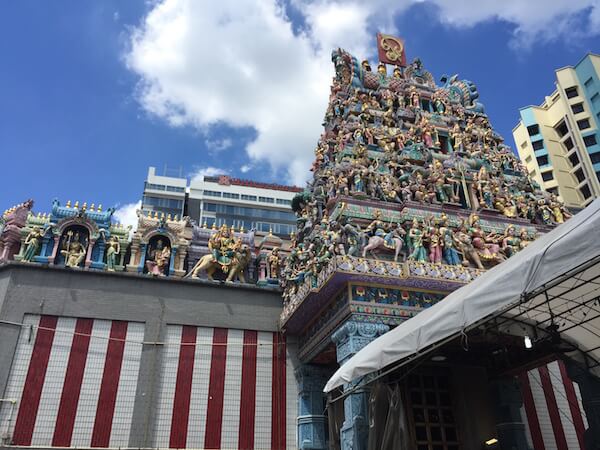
{"left": 114, "top": 200, "right": 141, "bottom": 236}
{"left": 424, "top": 0, "right": 600, "bottom": 49}
{"left": 125, "top": 0, "right": 600, "bottom": 184}
{"left": 190, "top": 166, "right": 226, "bottom": 183}
{"left": 205, "top": 137, "right": 233, "bottom": 152}
{"left": 240, "top": 164, "right": 252, "bottom": 173}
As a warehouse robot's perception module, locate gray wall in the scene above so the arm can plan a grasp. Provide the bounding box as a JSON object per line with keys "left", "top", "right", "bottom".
{"left": 0, "top": 262, "right": 285, "bottom": 447}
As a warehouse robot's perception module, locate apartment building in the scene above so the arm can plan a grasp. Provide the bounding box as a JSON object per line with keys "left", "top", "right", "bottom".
{"left": 513, "top": 53, "right": 600, "bottom": 209}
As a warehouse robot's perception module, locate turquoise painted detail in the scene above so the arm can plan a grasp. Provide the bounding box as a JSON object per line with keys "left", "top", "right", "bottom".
{"left": 519, "top": 107, "right": 542, "bottom": 139}
{"left": 331, "top": 320, "right": 389, "bottom": 450}
{"left": 575, "top": 55, "right": 600, "bottom": 129}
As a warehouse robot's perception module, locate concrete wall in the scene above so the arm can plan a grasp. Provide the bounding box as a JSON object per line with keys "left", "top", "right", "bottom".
{"left": 0, "top": 262, "right": 287, "bottom": 448}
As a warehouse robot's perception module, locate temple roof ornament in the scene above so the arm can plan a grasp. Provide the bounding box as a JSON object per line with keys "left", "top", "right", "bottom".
{"left": 282, "top": 44, "right": 570, "bottom": 331}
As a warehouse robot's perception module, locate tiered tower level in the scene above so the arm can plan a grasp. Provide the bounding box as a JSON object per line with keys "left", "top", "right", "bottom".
{"left": 281, "top": 49, "right": 571, "bottom": 444}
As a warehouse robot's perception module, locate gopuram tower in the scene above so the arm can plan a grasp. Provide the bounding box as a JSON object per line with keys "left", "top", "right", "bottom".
{"left": 281, "top": 35, "right": 570, "bottom": 450}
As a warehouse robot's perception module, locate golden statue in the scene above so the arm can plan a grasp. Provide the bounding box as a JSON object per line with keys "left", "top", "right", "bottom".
{"left": 61, "top": 232, "right": 87, "bottom": 268}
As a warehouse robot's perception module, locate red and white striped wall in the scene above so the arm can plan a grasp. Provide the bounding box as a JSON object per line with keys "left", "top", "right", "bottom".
{"left": 152, "top": 325, "right": 297, "bottom": 450}
{"left": 0, "top": 314, "right": 144, "bottom": 447}
{"left": 519, "top": 360, "right": 589, "bottom": 450}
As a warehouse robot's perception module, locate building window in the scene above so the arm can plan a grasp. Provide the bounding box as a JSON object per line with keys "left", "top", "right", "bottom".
{"left": 547, "top": 187, "right": 559, "bottom": 196}
{"left": 565, "top": 86, "right": 579, "bottom": 98}
{"left": 580, "top": 184, "right": 592, "bottom": 199}
{"left": 241, "top": 194, "right": 257, "bottom": 201}
{"left": 584, "top": 77, "right": 595, "bottom": 90}
{"left": 145, "top": 182, "right": 167, "bottom": 191}
{"left": 222, "top": 192, "right": 240, "bottom": 199}
{"left": 142, "top": 196, "right": 183, "bottom": 210}
{"left": 575, "top": 168, "right": 586, "bottom": 183}
{"left": 531, "top": 140, "right": 544, "bottom": 151}
{"left": 590, "top": 152, "right": 600, "bottom": 164}
{"left": 592, "top": 93, "right": 600, "bottom": 108}
{"left": 542, "top": 171, "right": 554, "bottom": 181}
{"left": 203, "top": 202, "right": 217, "bottom": 212}
{"left": 563, "top": 137, "right": 574, "bottom": 150}
{"left": 597, "top": 171, "right": 600, "bottom": 183}
{"left": 569, "top": 152, "right": 580, "bottom": 167}
{"left": 577, "top": 119, "right": 591, "bottom": 130}
{"left": 276, "top": 198, "right": 291, "bottom": 206}
{"left": 571, "top": 102, "right": 585, "bottom": 114}
{"left": 166, "top": 186, "right": 185, "bottom": 193}
{"left": 584, "top": 134, "right": 598, "bottom": 147}
{"left": 555, "top": 121, "right": 568, "bottom": 137}
{"left": 526, "top": 124, "right": 540, "bottom": 136}
{"left": 536, "top": 154, "right": 549, "bottom": 166}
{"left": 204, "top": 190, "right": 222, "bottom": 197}
{"left": 259, "top": 196, "right": 275, "bottom": 203}
{"left": 525, "top": 155, "right": 532, "bottom": 163}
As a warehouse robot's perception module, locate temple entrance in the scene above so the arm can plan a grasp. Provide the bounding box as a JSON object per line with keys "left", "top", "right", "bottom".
{"left": 406, "top": 370, "right": 461, "bottom": 450}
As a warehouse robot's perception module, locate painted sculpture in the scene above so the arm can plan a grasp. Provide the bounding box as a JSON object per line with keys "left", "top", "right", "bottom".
{"left": 0, "top": 200, "right": 34, "bottom": 262}
{"left": 186, "top": 224, "right": 251, "bottom": 283}
{"left": 281, "top": 48, "right": 570, "bottom": 303}
{"left": 126, "top": 210, "right": 192, "bottom": 277}
{"left": 12, "top": 200, "right": 122, "bottom": 270}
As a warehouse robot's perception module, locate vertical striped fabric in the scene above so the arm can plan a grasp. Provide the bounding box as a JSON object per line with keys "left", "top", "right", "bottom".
{"left": 0, "top": 314, "right": 144, "bottom": 448}
{"left": 520, "top": 361, "right": 589, "bottom": 450}
{"left": 153, "top": 325, "right": 296, "bottom": 450}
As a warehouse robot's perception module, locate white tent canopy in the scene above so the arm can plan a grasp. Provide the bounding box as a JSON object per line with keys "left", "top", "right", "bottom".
{"left": 325, "top": 199, "right": 600, "bottom": 393}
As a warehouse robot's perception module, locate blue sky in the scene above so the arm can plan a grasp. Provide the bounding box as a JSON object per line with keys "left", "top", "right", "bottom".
{"left": 1, "top": 0, "right": 599, "bottom": 224}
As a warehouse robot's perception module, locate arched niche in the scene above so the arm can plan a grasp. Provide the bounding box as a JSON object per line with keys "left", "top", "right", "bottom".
{"left": 56, "top": 224, "right": 90, "bottom": 267}
{"left": 144, "top": 234, "right": 172, "bottom": 276}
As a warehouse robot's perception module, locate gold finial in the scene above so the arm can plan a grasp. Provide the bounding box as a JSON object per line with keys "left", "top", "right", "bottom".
{"left": 90, "top": 203, "right": 95, "bottom": 211}
{"left": 269, "top": 227, "right": 273, "bottom": 236}
{"left": 66, "top": 200, "right": 72, "bottom": 208}
{"left": 203, "top": 219, "right": 208, "bottom": 228}
{"left": 160, "top": 212, "right": 165, "bottom": 219}
{"left": 211, "top": 221, "right": 217, "bottom": 230}
{"left": 230, "top": 225, "right": 235, "bottom": 233}
{"left": 147, "top": 210, "right": 152, "bottom": 218}
{"left": 37, "top": 212, "right": 41, "bottom": 217}
{"left": 167, "top": 214, "right": 172, "bottom": 221}
{"left": 74, "top": 201, "right": 79, "bottom": 209}
{"left": 174, "top": 215, "right": 179, "bottom": 221}
{"left": 240, "top": 225, "right": 245, "bottom": 233}
{"left": 98, "top": 204, "right": 102, "bottom": 212}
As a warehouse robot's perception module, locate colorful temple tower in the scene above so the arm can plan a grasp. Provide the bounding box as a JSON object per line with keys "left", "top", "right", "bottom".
{"left": 281, "top": 40, "right": 570, "bottom": 449}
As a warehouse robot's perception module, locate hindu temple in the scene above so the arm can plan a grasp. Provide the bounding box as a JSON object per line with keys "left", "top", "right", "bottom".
{"left": 0, "top": 35, "right": 597, "bottom": 450}
{"left": 280, "top": 36, "right": 575, "bottom": 450}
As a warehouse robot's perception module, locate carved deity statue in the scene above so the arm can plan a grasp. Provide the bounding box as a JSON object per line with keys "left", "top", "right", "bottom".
{"left": 268, "top": 247, "right": 282, "bottom": 279}
{"left": 23, "top": 227, "right": 43, "bottom": 262}
{"left": 61, "top": 231, "right": 87, "bottom": 268}
{"left": 146, "top": 239, "right": 171, "bottom": 276}
{"left": 105, "top": 235, "right": 121, "bottom": 271}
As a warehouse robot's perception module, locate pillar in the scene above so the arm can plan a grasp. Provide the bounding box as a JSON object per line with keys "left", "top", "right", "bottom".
{"left": 169, "top": 246, "right": 177, "bottom": 276}
{"left": 489, "top": 376, "right": 529, "bottom": 450}
{"left": 296, "top": 365, "right": 329, "bottom": 450}
{"left": 564, "top": 358, "right": 600, "bottom": 449}
{"left": 331, "top": 320, "right": 389, "bottom": 450}
{"left": 84, "top": 239, "right": 96, "bottom": 268}
{"left": 48, "top": 235, "right": 60, "bottom": 264}
{"left": 138, "top": 243, "right": 147, "bottom": 273}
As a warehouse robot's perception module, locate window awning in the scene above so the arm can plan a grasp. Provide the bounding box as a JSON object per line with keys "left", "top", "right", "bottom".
{"left": 325, "top": 199, "right": 600, "bottom": 393}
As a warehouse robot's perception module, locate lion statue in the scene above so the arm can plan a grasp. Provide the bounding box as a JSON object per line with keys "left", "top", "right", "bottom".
{"left": 186, "top": 245, "right": 252, "bottom": 283}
